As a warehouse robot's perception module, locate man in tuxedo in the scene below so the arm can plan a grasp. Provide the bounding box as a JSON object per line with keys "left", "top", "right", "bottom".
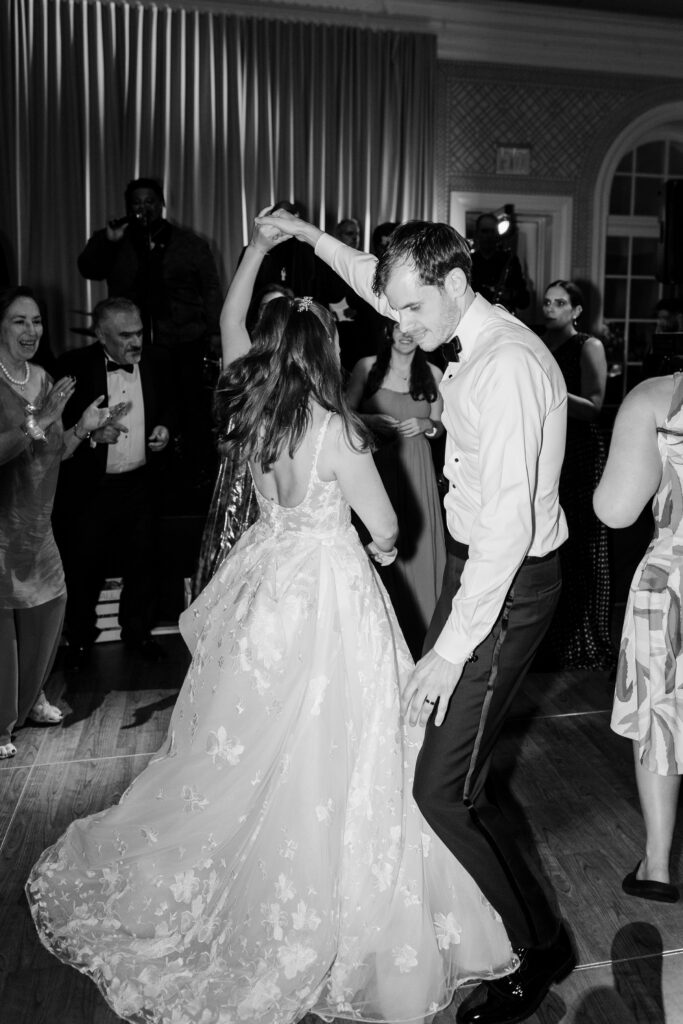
{"left": 78, "top": 177, "right": 222, "bottom": 486}
{"left": 54, "top": 297, "right": 173, "bottom": 665}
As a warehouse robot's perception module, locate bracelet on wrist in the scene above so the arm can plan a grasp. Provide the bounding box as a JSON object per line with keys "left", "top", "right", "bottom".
{"left": 74, "top": 422, "right": 92, "bottom": 442}
{"left": 424, "top": 422, "right": 438, "bottom": 439}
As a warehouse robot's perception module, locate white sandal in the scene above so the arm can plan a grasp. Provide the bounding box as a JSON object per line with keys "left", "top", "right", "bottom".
{"left": 27, "top": 691, "right": 64, "bottom": 725}
{"left": 0, "top": 742, "right": 17, "bottom": 759}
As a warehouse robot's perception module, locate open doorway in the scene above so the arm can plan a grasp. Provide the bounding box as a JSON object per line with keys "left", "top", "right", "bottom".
{"left": 449, "top": 191, "right": 573, "bottom": 328}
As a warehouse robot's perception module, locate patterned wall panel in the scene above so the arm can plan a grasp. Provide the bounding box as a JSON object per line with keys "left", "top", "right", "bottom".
{"left": 436, "top": 61, "right": 683, "bottom": 278}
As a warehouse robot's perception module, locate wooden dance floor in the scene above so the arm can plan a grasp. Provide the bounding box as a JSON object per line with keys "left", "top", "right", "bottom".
{"left": 2, "top": 639, "right": 682, "bottom": 1024}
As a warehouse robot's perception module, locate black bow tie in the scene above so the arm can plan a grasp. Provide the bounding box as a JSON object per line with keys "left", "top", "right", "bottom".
{"left": 442, "top": 336, "right": 461, "bottom": 363}
{"left": 106, "top": 361, "right": 134, "bottom": 373}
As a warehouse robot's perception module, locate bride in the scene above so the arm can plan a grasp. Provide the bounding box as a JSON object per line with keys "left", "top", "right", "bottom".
{"left": 26, "top": 215, "right": 516, "bottom": 1024}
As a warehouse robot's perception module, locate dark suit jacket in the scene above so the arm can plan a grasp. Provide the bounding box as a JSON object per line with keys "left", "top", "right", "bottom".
{"left": 77, "top": 223, "right": 222, "bottom": 349}
{"left": 54, "top": 342, "right": 174, "bottom": 492}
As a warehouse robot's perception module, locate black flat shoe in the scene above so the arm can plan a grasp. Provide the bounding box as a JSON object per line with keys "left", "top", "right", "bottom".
{"left": 456, "top": 923, "right": 575, "bottom": 1023}
{"left": 622, "top": 864, "right": 679, "bottom": 903}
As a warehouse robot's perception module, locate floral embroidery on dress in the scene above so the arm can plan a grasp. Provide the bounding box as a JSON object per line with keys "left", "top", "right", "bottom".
{"left": 26, "top": 412, "right": 516, "bottom": 1024}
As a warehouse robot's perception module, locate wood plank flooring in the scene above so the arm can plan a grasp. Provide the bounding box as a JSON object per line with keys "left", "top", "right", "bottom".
{"left": 1, "top": 642, "right": 681, "bottom": 1024}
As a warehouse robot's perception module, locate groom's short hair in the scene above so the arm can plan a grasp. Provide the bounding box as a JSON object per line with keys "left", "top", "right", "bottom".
{"left": 373, "top": 220, "right": 472, "bottom": 294}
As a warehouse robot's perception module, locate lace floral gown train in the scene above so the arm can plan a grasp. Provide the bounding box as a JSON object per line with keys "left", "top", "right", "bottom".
{"left": 27, "top": 414, "right": 515, "bottom": 1024}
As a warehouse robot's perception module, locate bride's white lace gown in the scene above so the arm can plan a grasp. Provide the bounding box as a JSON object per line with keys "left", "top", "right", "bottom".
{"left": 27, "top": 415, "right": 516, "bottom": 1024}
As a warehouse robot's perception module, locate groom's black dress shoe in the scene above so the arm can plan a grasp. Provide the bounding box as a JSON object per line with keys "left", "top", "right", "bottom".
{"left": 456, "top": 924, "right": 575, "bottom": 1024}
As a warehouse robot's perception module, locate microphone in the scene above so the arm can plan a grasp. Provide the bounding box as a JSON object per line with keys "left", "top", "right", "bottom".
{"left": 107, "top": 212, "right": 146, "bottom": 230}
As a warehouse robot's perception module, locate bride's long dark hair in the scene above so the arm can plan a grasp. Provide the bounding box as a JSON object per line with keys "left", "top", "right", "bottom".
{"left": 215, "top": 296, "right": 370, "bottom": 472}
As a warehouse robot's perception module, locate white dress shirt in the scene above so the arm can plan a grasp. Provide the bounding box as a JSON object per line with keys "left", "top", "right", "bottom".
{"left": 315, "top": 233, "right": 568, "bottom": 664}
{"left": 105, "top": 360, "right": 146, "bottom": 474}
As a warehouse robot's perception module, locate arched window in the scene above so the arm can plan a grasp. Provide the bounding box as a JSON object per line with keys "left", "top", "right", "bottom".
{"left": 604, "top": 136, "right": 683, "bottom": 388}
{"left": 592, "top": 104, "right": 683, "bottom": 401}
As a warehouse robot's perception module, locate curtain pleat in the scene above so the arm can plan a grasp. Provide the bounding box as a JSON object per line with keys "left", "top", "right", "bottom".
{"left": 2, "top": 0, "right": 435, "bottom": 354}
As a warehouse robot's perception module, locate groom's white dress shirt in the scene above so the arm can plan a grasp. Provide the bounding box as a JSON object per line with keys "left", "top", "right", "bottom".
{"left": 315, "top": 233, "right": 568, "bottom": 665}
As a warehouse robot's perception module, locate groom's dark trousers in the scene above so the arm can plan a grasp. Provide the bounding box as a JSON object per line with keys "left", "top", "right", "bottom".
{"left": 414, "top": 539, "right": 562, "bottom": 950}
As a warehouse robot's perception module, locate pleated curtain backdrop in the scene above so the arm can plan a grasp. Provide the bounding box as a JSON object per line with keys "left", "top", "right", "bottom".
{"left": 1, "top": 0, "right": 436, "bottom": 353}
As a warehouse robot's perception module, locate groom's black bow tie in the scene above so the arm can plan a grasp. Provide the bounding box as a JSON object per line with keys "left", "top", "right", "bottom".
{"left": 106, "top": 361, "right": 134, "bottom": 373}
{"left": 442, "top": 336, "right": 461, "bottom": 363}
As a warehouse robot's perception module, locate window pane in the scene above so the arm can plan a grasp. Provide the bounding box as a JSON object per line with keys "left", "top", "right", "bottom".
{"left": 631, "top": 236, "right": 659, "bottom": 276}
{"left": 605, "top": 235, "right": 629, "bottom": 274}
{"left": 636, "top": 141, "right": 665, "bottom": 174}
{"left": 628, "top": 322, "right": 654, "bottom": 362}
{"left": 630, "top": 279, "right": 660, "bottom": 318}
{"left": 609, "top": 176, "right": 632, "bottom": 215}
{"left": 668, "top": 142, "right": 683, "bottom": 176}
{"left": 616, "top": 151, "right": 633, "bottom": 173}
{"left": 633, "top": 176, "right": 664, "bottom": 216}
{"left": 604, "top": 279, "right": 627, "bottom": 319}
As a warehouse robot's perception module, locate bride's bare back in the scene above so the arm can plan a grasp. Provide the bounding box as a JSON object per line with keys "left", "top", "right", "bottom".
{"left": 249, "top": 402, "right": 397, "bottom": 549}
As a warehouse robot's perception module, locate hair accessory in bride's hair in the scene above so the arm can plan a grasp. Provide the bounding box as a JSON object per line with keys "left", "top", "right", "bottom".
{"left": 296, "top": 296, "right": 313, "bottom": 312}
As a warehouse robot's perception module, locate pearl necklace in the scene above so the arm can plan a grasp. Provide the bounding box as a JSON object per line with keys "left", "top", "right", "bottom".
{"left": 0, "top": 357, "right": 30, "bottom": 389}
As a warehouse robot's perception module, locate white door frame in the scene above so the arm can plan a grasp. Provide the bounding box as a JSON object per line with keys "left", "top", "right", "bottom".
{"left": 449, "top": 190, "right": 573, "bottom": 276}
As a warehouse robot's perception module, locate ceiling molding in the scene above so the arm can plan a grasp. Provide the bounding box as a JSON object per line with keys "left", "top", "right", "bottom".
{"left": 134, "top": 0, "right": 683, "bottom": 78}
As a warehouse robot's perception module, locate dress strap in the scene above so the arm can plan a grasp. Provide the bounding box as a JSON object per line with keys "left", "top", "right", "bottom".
{"left": 666, "top": 371, "right": 683, "bottom": 422}
{"left": 310, "top": 411, "right": 334, "bottom": 483}
{"left": 313, "top": 411, "right": 333, "bottom": 459}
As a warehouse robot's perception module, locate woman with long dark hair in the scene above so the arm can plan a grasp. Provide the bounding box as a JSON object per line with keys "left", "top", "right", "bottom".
{"left": 538, "top": 279, "right": 613, "bottom": 669}
{"left": 27, "top": 217, "right": 515, "bottom": 1024}
{"left": 347, "top": 322, "right": 446, "bottom": 656}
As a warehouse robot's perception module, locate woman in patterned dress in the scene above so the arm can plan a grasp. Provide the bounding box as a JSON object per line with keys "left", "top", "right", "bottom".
{"left": 539, "top": 280, "right": 613, "bottom": 669}
{"left": 594, "top": 373, "right": 682, "bottom": 903}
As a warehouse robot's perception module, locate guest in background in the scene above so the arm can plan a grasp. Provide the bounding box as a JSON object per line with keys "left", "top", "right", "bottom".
{"left": 538, "top": 279, "right": 613, "bottom": 670}
{"left": 470, "top": 212, "right": 530, "bottom": 315}
{"left": 316, "top": 216, "right": 378, "bottom": 372}
{"left": 0, "top": 287, "right": 109, "bottom": 758}
{"left": 654, "top": 297, "right": 683, "bottom": 335}
{"left": 594, "top": 372, "right": 683, "bottom": 904}
{"left": 54, "top": 298, "right": 173, "bottom": 667}
{"left": 192, "top": 279, "right": 294, "bottom": 598}
{"left": 372, "top": 221, "right": 399, "bottom": 259}
{"left": 347, "top": 321, "right": 446, "bottom": 657}
{"left": 77, "top": 177, "right": 222, "bottom": 483}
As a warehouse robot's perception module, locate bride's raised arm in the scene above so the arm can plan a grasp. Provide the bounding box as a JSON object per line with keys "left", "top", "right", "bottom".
{"left": 220, "top": 208, "right": 284, "bottom": 368}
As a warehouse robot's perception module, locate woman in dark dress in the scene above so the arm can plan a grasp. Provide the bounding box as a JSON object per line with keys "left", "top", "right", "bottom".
{"left": 540, "top": 280, "right": 613, "bottom": 669}
{"left": 346, "top": 322, "right": 446, "bottom": 658}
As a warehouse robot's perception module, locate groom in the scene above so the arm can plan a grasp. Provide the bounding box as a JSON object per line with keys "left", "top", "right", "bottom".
{"left": 258, "top": 209, "right": 574, "bottom": 1024}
